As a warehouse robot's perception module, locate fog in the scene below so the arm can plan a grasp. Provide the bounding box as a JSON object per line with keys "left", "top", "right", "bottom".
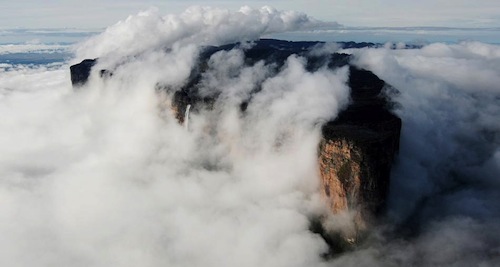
{"left": 342, "top": 41, "right": 500, "bottom": 266}
{"left": 1, "top": 6, "right": 499, "bottom": 267}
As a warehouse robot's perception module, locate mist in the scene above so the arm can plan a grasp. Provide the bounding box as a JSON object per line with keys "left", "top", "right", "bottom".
{"left": 338, "top": 41, "right": 500, "bottom": 266}
{"left": 1, "top": 6, "right": 499, "bottom": 267}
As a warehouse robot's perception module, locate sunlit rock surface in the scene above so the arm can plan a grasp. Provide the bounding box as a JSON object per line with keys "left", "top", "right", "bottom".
{"left": 319, "top": 67, "right": 401, "bottom": 242}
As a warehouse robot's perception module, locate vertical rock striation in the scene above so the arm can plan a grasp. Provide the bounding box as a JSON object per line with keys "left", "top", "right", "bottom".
{"left": 319, "top": 67, "right": 401, "bottom": 240}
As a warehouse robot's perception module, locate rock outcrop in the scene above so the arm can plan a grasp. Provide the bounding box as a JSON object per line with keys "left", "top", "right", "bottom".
{"left": 70, "top": 39, "right": 401, "bottom": 249}
{"left": 319, "top": 68, "right": 401, "bottom": 242}
{"left": 70, "top": 59, "right": 96, "bottom": 86}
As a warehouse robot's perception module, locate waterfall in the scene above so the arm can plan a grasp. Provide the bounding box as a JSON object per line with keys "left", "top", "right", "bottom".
{"left": 184, "top": 104, "right": 191, "bottom": 130}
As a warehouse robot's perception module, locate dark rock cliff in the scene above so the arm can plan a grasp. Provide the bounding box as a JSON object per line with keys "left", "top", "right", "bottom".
{"left": 319, "top": 68, "right": 401, "bottom": 244}
{"left": 70, "top": 39, "right": 401, "bottom": 249}
{"left": 70, "top": 59, "right": 96, "bottom": 86}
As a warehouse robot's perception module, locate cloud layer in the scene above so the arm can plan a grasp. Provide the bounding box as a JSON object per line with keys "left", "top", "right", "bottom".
{"left": 340, "top": 41, "right": 500, "bottom": 266}
{"left": 1, "top": 7, "right": 349, "bottom": 267}
{"left": 1, "top": 6, "right": 499, "bottom": 267}
{"left": 75, "top": 6, "right": 337, "bottom": 61}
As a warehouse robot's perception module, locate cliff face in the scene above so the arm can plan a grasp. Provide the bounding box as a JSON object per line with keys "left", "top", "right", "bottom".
{"left": 70, "top": 39, "right": 401, "bottom": 248}
{"left": 319, "top": 120, "right": 401, "bottom": 229}
{"left": 319, "top": 68, "right": 401, "bottom": 240}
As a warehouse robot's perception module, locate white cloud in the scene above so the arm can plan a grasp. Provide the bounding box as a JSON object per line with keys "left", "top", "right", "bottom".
{"left": 0, "top": 43, "right": 70, "bottom": 55}
{"left": 0, "top": 56, "right": 346, "bottom": 267}
{"left": 74, "top": 6, "right": 336, "bottom": 61}
{"left": 1, "top": 6, "right": 499, "bottom": 267}
{"left": 0, "top": 8, "right": 350, "bottom": 266}
{"left": 340, "top": 41, "right": 500, "bottom": 265}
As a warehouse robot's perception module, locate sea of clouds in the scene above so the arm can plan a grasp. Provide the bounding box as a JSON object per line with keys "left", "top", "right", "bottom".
{"left": 0, "top": 6, "right": 499, "bottom": 267}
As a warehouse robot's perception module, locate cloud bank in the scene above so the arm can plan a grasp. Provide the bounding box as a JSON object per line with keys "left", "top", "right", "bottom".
{"left": 1, "top": 7, "right": 349, "bottom": 267}
{"left": 340, "top": 41, "right": 500, "bottom": 266}
{"left": 74, "top": 6, "right": 339, "bottom": 61}
{"left": 0, "top": 43, "right": 70, "bottom": 55}
{"left": 1, "top": 6, "right": 499, "bottom": 267}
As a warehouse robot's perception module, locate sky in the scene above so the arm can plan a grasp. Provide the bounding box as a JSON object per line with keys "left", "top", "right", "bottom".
{"left": 2, "top": 0, "right": 500, "bottom": 29}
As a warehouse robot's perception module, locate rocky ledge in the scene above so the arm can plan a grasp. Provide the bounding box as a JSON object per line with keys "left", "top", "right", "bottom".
{"left": 70, "top": 39, "right": 401, "bottom": 250}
